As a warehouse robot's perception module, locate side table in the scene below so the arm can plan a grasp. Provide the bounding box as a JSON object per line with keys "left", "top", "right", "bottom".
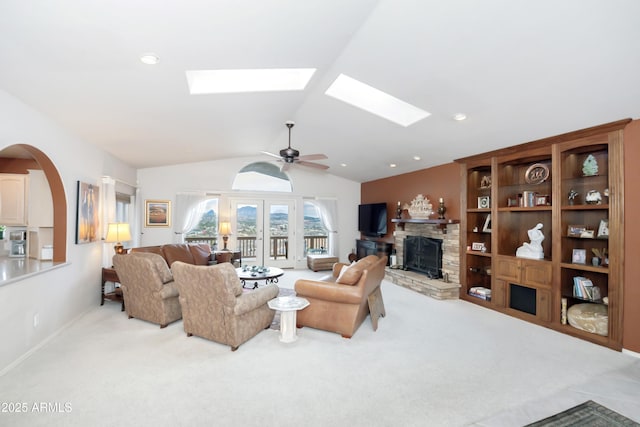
{"left": 102, "top": 267, "right": 125, "bottom": 311}
{"left": 214, "top": 250, "right": 242, "bottom": 267}
{"left": 267, "top": 296, "right": 310, "bottom": 343}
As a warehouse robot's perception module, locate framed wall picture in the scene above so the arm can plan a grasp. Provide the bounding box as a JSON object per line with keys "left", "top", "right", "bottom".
{"left": 572, "top": 249, "right": 587, "bottom": 264}
{"left": 145, "top": 200, "right": 171, "bottom": 227}
{"left": 597, "top": 219, "right": 609, "bottom": 238}
{"left": 75, "top": 181, "right": 100, "bottom": 244}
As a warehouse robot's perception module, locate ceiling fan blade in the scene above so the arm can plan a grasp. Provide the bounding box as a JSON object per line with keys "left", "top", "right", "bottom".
{"left": 280, "top": 162, "right": 291, "bottom": 172}
{"left": 298, "top": 153, "right": 328, "bottom": 161}
{"left": 261, "top": 151, "right": 282, "bottom": 159}
{"left": 298, "top": 160, "right": 329, "bottom": 170}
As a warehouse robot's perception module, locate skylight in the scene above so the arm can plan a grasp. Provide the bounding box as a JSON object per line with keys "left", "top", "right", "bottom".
{"left": 186, "top": 68, "right": 316, "bottom": 94}
{"left": 325, "top": 74, "right": 430, "bottom": 127}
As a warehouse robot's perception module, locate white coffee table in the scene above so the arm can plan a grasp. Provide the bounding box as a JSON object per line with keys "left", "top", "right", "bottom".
{"left": 268, "top": 296, "right": 310, "bottom": 343}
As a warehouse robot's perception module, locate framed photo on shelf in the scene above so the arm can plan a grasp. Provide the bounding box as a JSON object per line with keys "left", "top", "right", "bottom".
{"left": 535, "top": 195, "right": 550, "bottom": 206}
{"left": 471, "top": 242, "right": 485, "bottom": 251}
{"left": 597, "top": 219, "right": 609, "bottom": 238}
{"left": 145, "top": 200, "right": 171, "bottom": 227}
{"left": 477, "top": 196, "right": 490, "bottom": 209}
{"left": 572, "top": 249, "right": 587, "bottom": 264}
{"left": 482, "top": 214, "right": 491, "bottom": 233}
{"left": 567, "top": 225, "right": 586, "bottom": 237}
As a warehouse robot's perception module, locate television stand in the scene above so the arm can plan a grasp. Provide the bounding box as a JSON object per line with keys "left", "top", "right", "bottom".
{"left": 356, "top": 239, "right": 392, "bottom": 265}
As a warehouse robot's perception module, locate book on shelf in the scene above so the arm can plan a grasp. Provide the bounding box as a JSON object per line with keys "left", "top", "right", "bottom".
{"left": 572, "top": 276, "right": 600, "bottom": 300}
{"left": 469, "top": 286, "right": 491, "bottom": 301}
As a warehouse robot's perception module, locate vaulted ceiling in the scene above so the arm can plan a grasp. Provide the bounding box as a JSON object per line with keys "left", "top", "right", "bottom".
{"left": 1, "top": 1, "right": 639, "bottom": 182}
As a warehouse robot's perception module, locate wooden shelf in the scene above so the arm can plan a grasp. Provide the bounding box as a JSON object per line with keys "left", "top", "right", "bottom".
{"left": 466, "top": 250, "right": 492, "bottom": 257}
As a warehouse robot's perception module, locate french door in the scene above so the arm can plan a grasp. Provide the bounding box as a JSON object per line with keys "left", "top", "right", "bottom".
{"left": 230, "top": 198, "right": 295, "bottom": 268}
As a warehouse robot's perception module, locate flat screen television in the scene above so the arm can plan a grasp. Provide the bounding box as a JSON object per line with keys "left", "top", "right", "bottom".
{"left": 358, "top": 202, "right": 388, "bottom": 237}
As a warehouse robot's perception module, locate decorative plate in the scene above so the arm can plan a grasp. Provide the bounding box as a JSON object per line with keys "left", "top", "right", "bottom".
{"left": 525, "top": 163, "right": 550, "bottom": 184}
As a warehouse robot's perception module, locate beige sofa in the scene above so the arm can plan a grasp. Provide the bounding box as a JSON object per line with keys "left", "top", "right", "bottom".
{"left": 172, "top": 261, "right": 279, "bottom": 351}
{"left": 113, "top": 252, "right": 182, "bottom": 328}
{"left": 294, "top": 255, "right": 387, "bottom": 338}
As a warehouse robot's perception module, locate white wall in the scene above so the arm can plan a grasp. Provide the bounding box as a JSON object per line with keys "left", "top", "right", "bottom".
{"left": 0, "top": 89, "right": 137, "bottom": 372}
{"left": 137, "top": 157, "right": 361, "bottom": 267}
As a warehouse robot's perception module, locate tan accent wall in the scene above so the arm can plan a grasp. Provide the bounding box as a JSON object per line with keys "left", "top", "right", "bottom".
{"left": 361, "top": 162, "right": 461, "bottom": 244}
{"left": 623, "top": 119, "right": 640, "bottom": 353}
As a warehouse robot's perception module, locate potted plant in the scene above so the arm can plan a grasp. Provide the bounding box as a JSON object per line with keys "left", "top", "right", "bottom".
{"left": 0, "top": 225, "right": 5, "bottom": 240}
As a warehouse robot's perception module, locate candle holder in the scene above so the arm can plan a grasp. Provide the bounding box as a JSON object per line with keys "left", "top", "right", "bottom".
{"left": 396, "top": 201, "right": 402, "bottom": 219}
{"left": 437, "top": 200, "right": 447, "bottom": 219}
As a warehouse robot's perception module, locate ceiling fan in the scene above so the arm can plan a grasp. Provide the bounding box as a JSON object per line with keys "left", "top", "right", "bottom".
{"left": 262, "top": 121, "right": 329, "bottom": 171}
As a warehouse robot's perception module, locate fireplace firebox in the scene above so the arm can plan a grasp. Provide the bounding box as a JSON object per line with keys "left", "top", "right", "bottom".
{"left": 403, "top": 236, "right": 443, "bottom": 279}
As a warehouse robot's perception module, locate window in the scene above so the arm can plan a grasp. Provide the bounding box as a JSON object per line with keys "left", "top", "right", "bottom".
{"left": 115, "top": 193, "right": 131, "bottom": 223}
{"left": 232, "top": 162, "right": 292, "bottom": 192}
{"left": 185, "top": 198, "right": 219, "bottom": 248}
{"left": 303, "top": 202, "right": 329, "bottom": 255}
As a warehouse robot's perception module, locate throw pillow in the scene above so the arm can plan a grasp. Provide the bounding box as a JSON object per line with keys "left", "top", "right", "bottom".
{"left": 336, "top": 263, "right": 363, "bottom": 285}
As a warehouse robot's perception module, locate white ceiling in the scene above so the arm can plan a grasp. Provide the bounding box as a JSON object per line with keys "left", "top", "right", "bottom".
{"left": 1, "top": 0, "right": 639, "bottom": 183}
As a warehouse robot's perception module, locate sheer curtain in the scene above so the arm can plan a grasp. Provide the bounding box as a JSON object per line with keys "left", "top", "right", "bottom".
{"left": 173, "top": 192, "right": 208, "bottom": 243}
{"left": 100, "top": 176, "right": 116, "bottom": 267}
{"left": 308, "top": 198, "right": 338, "bottom": 256}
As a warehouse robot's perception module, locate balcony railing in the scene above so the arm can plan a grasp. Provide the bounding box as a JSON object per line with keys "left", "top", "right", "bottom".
{"left": 185, "top": 235, "right": 328, "bottom": 259}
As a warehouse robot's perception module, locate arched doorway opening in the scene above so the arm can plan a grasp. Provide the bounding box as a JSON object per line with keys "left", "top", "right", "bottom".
{"left": 0, "top": 144, "right": 66, "bottom": 262}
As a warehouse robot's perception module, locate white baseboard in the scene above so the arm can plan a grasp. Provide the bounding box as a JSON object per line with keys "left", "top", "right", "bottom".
{"left": 622, "top": 348, "right": 640, "bottom": 359}
{"left": 0, "top": 308, "right": 92, "bottom": 377}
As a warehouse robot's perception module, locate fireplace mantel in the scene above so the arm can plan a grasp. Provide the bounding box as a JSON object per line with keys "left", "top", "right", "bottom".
{"left": 391, "top": 218, "right": 460, "bottom": 233}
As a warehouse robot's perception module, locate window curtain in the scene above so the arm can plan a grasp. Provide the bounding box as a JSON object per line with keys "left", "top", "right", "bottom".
{"left": 131, "top": 191, "right": 141, "bottom": 248}
{"left": 308, "top": 198, "right": 338, "bottom": 257}
{"left": 100, "top": 176, "right": 116, "bottom": 267}
{"left": 173, "top": 192, "right": 208, "bottom": 243}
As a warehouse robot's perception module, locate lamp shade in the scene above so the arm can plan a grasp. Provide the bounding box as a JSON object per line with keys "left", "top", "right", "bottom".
{"left": 218, "top": 222, "right": 232, "bottom": 236}
{"left": 105, "top": 223, "right": 132, "bottom": 243}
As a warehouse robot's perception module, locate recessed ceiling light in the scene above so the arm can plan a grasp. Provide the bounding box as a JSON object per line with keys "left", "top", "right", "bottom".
{"left": 453, "top": 113, "right": 467, "bottom": 121}
{"left": 389, "top": 163, "right": 397, "bottom": 168}
{"left": 340, "top": 163, "right": 348, "bottom": 167}
{"left": 140, "top": 54, "right": 160, "bottom": 65}
{"left": 325, "top": 74, "right": 430, "bottom": 127}
{"left": 185, "top": 68, "right": 316, "bottom": 94}
{"left": 413, "top": 155, "right": 421, "bottom": 161}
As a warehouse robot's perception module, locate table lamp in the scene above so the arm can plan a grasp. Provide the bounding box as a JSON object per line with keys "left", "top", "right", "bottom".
{"left": 105, "top": 222, "right": 132, "bottom": 254}
{"left": 218, "top": 222, "right": 232, "bottom": 251}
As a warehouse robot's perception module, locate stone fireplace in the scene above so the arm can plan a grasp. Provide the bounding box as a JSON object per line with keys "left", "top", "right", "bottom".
{"left": 385, "top": 221, "right": 461, "bottom": 299}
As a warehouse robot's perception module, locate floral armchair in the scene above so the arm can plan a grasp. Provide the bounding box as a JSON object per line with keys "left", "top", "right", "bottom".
{"left": 171, "top": 261, "right": 279, "bottom": 351}
{"left": 112, "top": 252, "right": 182, "bottom": 328}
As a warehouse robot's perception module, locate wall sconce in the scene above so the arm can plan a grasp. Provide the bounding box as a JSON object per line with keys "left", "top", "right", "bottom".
{"left": 218, "top": 222, "right": 232, "bottom": 251}
{"left": 105, "top": 223, "right": 132, "bottom": 254}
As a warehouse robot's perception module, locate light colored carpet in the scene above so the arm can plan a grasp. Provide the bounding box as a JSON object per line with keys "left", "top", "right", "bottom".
{"left": 0, "top": 269, "right": 638, "bottom": 427}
